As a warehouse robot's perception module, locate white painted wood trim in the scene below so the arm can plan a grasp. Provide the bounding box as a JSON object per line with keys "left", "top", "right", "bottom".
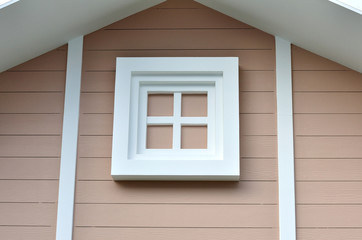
{"left": 275, "top": 36, "right": 296, "bottom": 240}
{"left": 56, "top": 36, "right": 83, "bottom": 240}
{"left": 112, "top": 57, "right": 239, "bottom": 180}
{"left": 147, "top": 117, "right": 208, "bottom": 125}
{"left": 173, "top": 92, "right": 182, "bottom": 150}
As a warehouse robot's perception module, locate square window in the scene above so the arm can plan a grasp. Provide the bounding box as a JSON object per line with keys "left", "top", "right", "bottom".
{"left": 112, "top": 57, "right": 239, "bottom": 181}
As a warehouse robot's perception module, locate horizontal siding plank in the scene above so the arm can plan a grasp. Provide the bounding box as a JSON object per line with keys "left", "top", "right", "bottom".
{"left": 240, "top": 114, "right": 276, "bottom": 136}
{"left": 0, "top": 180, "right": 58, "bottom": 202}
{"left": 240, "top": 158, "right": 278, "bottom": 181}
{"left": 78, "top": 136, "right": 277, "bottom": 159}
{"left": 77, "top": 157, "right": 277, "bottom": 181}
{"left": 0, "top": 136, "right": 61, "bottom": 157}
{"left": 0, "top": 226, "right": 54, "bottom": 240}
{"left": 291, "top": 46, "right": 349, "bottom": 71}
{"left": 78, "top": 136, "right": 112, "bottom": 158}
{"left": 81, "top": 72, "right": 115, "bottom": 92}
{"left": 74, "top": 228, "right": 278, "bottom": 240}
{"left": 154, "top": 0, "right": 205, "bottom": 9}
{"left": 240, "top": 136, "right": 277, "bottom": 158}
{"left": 296, "top": 182, "right": 362, "bottom": 204}
{"left": 0, "top": 72, "right": 65, "bottom": 92}
{"left": 80, "top": 93, "right": 113, "bottom": 114}
{"left": 295, "top": 159, "right": 362, "bottom": 181}
{"left": 295, "top": 136, "right": 362, "bottom": 158}
{"left": 82, "top": 50, "right": 275, "bottom": 71}
{"left": 81, "top": 70, "right": 276, "bottom": 92}
{"left": 77, "top": 158, "right": 110, "bottom": 180}
{"left": 294, "top": 114, "right": 362, "bottom": 135}
{"left": 0, "top": 93, "right": 64, "bottom": 113}
{"left": 79, "top": 114, "right": 113, "bottom": 135}
{"left": 106, "top": 8, "right": 252, "bottom": 29}
{"left": 239, "top": 71, "right": 275, "bottom": 92}
{"left": 239, "top": 92, "right": 276, "bottom": 114}
{"left": 0, "top": 158, "right": 59, "bottom": 180}
{"left": 293, "top": 71, "right": 362, "bottom": 91}
{"left": 75, "top": 181, "right": 277, "bottom": 204}
{"left": 56, "top": 45, "right": 67, "bottom": 50}
{"left": 9, "top": 50, "right": 67, "bottom": 71}
{"left": 297, "top": 229, "right": 362, "bottom": 240}
{"left": 0, "top": 114, "right": 62, "bottom": 135}
{"left": 84, "top": 29, "right": 274, "bottom": 50}
{"left": 74, "top": 204, "right": 277, "bottom": 227}
{"left": 293, "top": 93, "right": 362, "bottom": 113}
{"left": 0, "top": 203, "right": 56, "bottom": 226}
{"left": 297, "top": 205, "right": 362, "bottom": 227}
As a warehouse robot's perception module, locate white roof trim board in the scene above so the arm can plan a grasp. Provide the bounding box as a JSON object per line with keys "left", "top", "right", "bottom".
{"left": 0, "top": 0, "right": 361, "bottom": 73}
{"left": 0, "top": 0, "right": 19, "bottom": 9}
{"left": 329, "top": 0, "right": 362, "bottom": 15}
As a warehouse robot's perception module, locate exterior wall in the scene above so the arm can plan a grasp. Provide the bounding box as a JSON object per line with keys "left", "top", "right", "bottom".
{"left": 1, "top": 1, "right": 361, "bottom": 240}
{"left": 292, "top": 45, "right": 362, "bottom": 239}
{"left": 73, "top": 0, "right": 278, "bottom": 239}
{"left": 0, "top": 47, "right": 67, "bottom": 239}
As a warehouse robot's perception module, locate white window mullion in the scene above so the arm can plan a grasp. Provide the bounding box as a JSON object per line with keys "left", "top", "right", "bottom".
{"left": 180, "top": 117, "right": 208, "bottom": 125}
{"left": 147, "top": 116, "right": 174, "bottom": 125}
{"left": 173, "top": 92, "right": 182, "bottom": 149}
{"left": 173, "top": 92, "right": 182, "bottom": 117}
{"left": 147, "top": 117, "right": 208, "bottom": 125}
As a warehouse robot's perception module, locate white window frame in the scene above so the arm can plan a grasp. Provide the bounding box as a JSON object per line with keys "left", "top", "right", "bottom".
{"left": 112, "top": 57, "right": 239, "bottom": 181}
{"left": 135, "top": 78, "right": 217, "bottom": 159}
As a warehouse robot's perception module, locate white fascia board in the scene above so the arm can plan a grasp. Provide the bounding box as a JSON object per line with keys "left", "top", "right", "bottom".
{"left": 329, "top": 0, "right": 362, "bottom": 15}
{"left": 56, "top": 36, "right": 83, "bottom": 240}
{"left": 0, "top": 0, "right": 19, "bottom": 9}
{"left": 275, "top": 36, "right": 296, "bottom": 240}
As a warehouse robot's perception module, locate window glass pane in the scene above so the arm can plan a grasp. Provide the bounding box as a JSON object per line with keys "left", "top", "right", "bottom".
{"left": 147, "top": 94, "right": 173, "bottom": 116}
{"left": 181, "top": 94, "right": 207, "bottom": 117}
{"left": 181, "top": 125, "right": 207, "bottom": 149}
{"left": 146, "top": 125, "right": 173, "bottom": 149}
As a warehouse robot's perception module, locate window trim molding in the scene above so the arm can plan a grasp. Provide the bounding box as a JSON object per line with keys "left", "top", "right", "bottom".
{"left": 112, "top": 57, "right": 240, "bottom": 181}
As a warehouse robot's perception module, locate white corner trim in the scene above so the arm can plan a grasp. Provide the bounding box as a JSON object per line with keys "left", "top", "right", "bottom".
{"left": 275, "top": 36, "right": 296, "bottom": 240}
{"left": 56, "top": 36, "right": 83, "bottom": 240}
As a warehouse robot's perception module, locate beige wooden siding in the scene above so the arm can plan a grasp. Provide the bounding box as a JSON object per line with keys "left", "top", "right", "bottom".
{"left": 292, "top": 45, "right": 362, "bottom": 239}
{"left": 74, "top": 0, "right": 278, "bottom": 239}
{"left": 0, "top": 47, "right": 66, "bottom": 240}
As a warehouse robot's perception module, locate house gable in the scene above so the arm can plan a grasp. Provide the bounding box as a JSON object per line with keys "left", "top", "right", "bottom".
{"left": 0, "top": 1, "right": 361, "bottom": 240}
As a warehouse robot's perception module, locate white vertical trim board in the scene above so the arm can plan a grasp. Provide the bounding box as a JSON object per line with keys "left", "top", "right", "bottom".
{"left": 56, "top": 36, "right": 83, "bottom": 240}
{"left": 275, "top": 36, "right": 296, "bottom": 240}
